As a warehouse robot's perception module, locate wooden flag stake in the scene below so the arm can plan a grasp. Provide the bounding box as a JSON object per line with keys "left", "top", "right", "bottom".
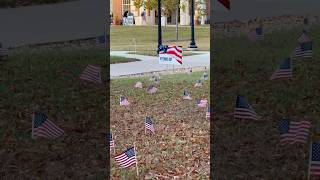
{"left": 31, "top": 112, "right": 34, "bottom": 139}
{"left": 133, "top": 143, "right": 139, "bottom": 176}
{"left": 112, "top": 131, "right": 115, "bottom": 154}
{"left": 307, "top": 141, "right": 312, "bottom": 180}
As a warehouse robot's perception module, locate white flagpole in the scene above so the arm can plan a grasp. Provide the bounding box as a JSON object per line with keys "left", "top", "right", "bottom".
{"left": 133, "top": 143, "right": 139, "bottom": 176}
{"left": 113, "top": 131, "right": 115, "bottom": 154}
{"left": 144, "top": 117, "right": 147, "bottom": 134}
{"left": 31, "top": 112, "right": 34, "bottom": 139}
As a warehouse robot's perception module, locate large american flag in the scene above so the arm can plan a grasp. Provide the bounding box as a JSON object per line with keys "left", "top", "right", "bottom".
{"left": 310, "top": 142, "right": 320, "bottom": 176}
{"left": 159, "top": 45, "right": 183, "bottom": 65}
{"left": 234, "top": 95, "right": 258, "bottom": 120}
{"left": 279, "top": 119, "right": 311, "bottom": 145}
{"left": 80, "top": 65, "right": 102, "bottom": 84}
{"left": 108, "top": 132, "right": 114, "bottom": 150}
{"left": 270, "top": 58, "right": 292, "bottom": 80}
{"left": 95, "top": 34, "right": 106, "bottom": 49}
{"left": 115, "top": 147, "right": 137, "bottom": 168}
{"left": 291, "top": 41, "right": 313, "bottom": 59}
{"left": 145, "top": 116, "right": 155, "bottom": 133}
{"left": 32, "top": 112, "right": 64, "bottom": 139}
{"left": 0, "top": 48, "right": 9, "bottom": 57}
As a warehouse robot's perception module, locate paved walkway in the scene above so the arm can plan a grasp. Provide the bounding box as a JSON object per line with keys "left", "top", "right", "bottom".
{"left": 0, "top": 0, "right": 106, "bottom": 48}
{"left": 110, "top": 51, "right": 209, "bottom": 78}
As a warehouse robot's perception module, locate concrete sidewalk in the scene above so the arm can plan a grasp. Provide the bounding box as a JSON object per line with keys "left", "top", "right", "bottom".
{"left": 110, "top": 51, "right": 210, "bottom": 78}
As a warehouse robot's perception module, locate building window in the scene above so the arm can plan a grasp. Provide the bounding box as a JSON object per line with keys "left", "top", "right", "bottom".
{"left": 122, "top": 0, "right": 131, "bottom": 15}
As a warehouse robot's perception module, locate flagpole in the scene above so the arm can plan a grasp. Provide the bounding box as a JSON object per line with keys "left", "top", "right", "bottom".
{"left": 133, "top": 143, "right": 139, "bottom": 176}
{"left": 307, "top": 141, "right": 312, "bottom": 180}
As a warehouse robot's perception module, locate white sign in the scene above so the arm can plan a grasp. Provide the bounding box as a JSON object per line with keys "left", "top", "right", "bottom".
{"left": 159, "top": 53, "right": 175, "bottom": 65}
{"left": 127, "top": 16, "right": 134, "bottom": 26}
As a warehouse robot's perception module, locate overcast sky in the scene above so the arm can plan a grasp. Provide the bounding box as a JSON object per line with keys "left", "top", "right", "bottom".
{"left": 212, "top": 0, "right": 320, "bottom": 22}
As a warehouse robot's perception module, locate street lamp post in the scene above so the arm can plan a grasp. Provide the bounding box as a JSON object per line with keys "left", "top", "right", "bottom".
{"left": 188, "top": 0, "right": 197, "bottom": 49}
{"left": 157, "top": 0, "right": 162, "bottom": 49}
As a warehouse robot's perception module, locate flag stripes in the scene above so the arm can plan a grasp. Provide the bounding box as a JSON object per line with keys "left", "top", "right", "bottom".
{"left": 32, "top": 112, "right": 64, "bottom": 139}
{"left": 115, "top": 147, "right": 137, "bottom": 168}
{"left": 279, "top": 120, "right": 311, "bottom": 145}
{"left": 80, "top": 65, "right": 102, "bottom": 84}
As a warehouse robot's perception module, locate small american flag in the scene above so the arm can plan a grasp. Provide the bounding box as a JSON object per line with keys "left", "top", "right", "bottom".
{"left": 0, "top": 48, "right": 9, "bottom": 57}
{"left": 194, "top": 80, "right": 203, "bottom": 88}
{"left": 196, "top": 99, "right": 207, "bottom": 108}
{"left": 291, "top": 41, "right": 313, "bottom": 59}
{"left": 134, "top": 81, "right": 143, "bottom": 88}
{"left": 206, "top": 105, "right": 211, "bottom": 119}
{"left": 310, "top": 142, "right": 320, "bottom": 176}
{"left": 108, "top": 132, "right": 115, "bottom": 151}
{"left": 115, "top": 147, "right": 137, "bottom": 168}
{"left": 120, "top": 96, "right": 130, "bottom": 106}
{"left": 248, "top": 26, "right": 264, "bottom": 41}
{"left": 32, "top": 112, "right": 64, "bottom": 139}
{"left": 145, "top": 116, "right": 155, "bottom": 133}
{"left": 95, "top": 34, "right": 106, "bottom": 49}
{"left": 147, "top": 85, "right": 157, "bottom": 94}
{"left": 270, "top": 58, "right": 292, "bottom": 80}
{"left": 80, "top": 65, "right": 102, "bottom": 84}
{"left": 279, "top": 119, "right": 311, "bottom": 145}
{"left": 203, "top": 72, "right": 208, "bottom": 80}
{"left": 298, "top": 32, "right": 311, "bottom": 44}
{"left": 159, "top": 45, "right": 183, "bottom": 65}
{"left": 234, "top": 95, "right": 258, "bottom": 120}
{"left": 183, "top": 90, "right": 192, "bottom": 100}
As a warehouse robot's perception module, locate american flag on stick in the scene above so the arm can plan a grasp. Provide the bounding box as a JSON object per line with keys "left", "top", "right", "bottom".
{"left": 309, "top": 142, "right": 320, "bottom": 176}
{"left": 147, "top": 85, "right": 157, "bottom": 94}
{"left": 291, "top": 41, "right": 313, "bottom": 59}
{"left": 95, "top": 34, "right": 106, "bottom": 49}
{"left": 270, "top": 58, "right": 292, "bottom": 80}
{"left": 145, "top": 116, "right": 155, "bottom": 134}
{"left": 279, "top": 119, "right": 311, "bottom": 145}
{"left": 298, "top": 32, "right": 311, "bottom": 44}
{"left": 0, "top": 48, "right": 9, "bottom": 58}
{"left": 196, "top": 99, "right": 207, "bottom": 108}
{"left": 32, "top": 112, "right": 64, "bottom": 139}
{"left": 120, "top": 96, "right": 130, "bottom": 106}
{"left": 194, "top": 80, "right": 203, "bottom": 88}
{"left": 183, "top": 90, "right": 192, "bottom": 100}
{"left": 115, "top": 147, "right": 138, "bottom": 175}
{"left": 80, "top": 65, "right": 102, "bottom": 84}
{"left": 234, "top": 95, "right": 258, "bottom": 120}
{"left": 108, "top": 132, "right": 115, "bottom": 152}
{"left": 159, "top": 45, "right": 183, "bottom": 65}
{"left": 203, "top": 72, "right": 208, "bottom": 80}
{"left": 206, "top": 105, "right": 211, "bottom": 119}
{"left": 248, "top": 26, "right": 264, "bottom": 41}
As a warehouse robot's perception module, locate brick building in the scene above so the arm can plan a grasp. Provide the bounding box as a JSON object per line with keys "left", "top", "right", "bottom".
{"left": 110, "top": 0, "right": 210, "bottom": 25}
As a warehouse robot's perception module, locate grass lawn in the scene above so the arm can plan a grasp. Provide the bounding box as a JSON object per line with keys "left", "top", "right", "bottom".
{"left": 0, "top": 48, "right": 108, "bottom": 179}
{"left": 110, "top": 71, "right": 210, "bottom": 179}
{"left": 111, "top": 25, "right": 210, "bottom": 52}
{"left": 111, "top": 56, "right": 140, "bottom": 64}
{"left": 212, "top": 25, "right": 320, "bottom": 179}
{"left": 127, "top": 50, "right": 198, "bottom": 57}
